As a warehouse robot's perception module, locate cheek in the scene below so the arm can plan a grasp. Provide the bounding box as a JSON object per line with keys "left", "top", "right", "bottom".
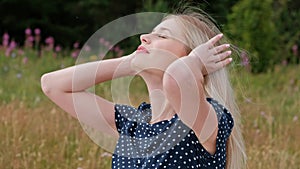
{"left": 169, "top": 44, "right": 188, "bottom": 58}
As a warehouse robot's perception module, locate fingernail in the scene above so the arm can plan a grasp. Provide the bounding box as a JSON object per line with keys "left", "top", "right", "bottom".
{"left": 219, "top": 33, "right": 223, "bottom": 37}
{"left": 226, "top": 44, "right": 230, "bottom": 47}
{"left": 227, "top": 51, "right": 232, "bottom": 55}
{"left": 229, "top": 58, "right": 232, "bottom": 62}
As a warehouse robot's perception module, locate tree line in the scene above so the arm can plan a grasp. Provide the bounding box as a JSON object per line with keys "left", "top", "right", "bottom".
{"left": 0, "top": 0, "right": 299, "bottom": 73}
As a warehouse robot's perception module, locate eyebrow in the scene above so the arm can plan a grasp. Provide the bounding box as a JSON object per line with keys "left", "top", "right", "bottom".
{"left": 152, "top": 27, "right": 172, "bottom": 34}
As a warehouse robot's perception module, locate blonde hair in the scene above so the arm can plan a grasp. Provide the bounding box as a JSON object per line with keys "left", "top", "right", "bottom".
{"left": 163, "top": 7, "right": 247, "bottom": 169}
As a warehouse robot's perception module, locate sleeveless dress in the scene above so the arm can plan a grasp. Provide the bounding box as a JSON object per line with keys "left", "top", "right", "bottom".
{"left": 112, "top": 98, "right": 233, "bottom": 169}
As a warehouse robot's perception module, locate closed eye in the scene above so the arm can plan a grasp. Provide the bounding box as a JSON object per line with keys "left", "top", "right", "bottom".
{"left": 157, "top": 34, "right": 167, "bottom": 39}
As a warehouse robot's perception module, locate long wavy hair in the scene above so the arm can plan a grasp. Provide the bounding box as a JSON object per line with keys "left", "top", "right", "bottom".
{"left": 162, "top": 6, "right": 247, "bottom": 169}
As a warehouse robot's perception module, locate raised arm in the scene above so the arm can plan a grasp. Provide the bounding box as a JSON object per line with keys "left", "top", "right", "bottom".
{"left": 162, "top": 34, "right": 232, "bottom": 151}
{"left": 41, "top": 54, "right": 135, "bottom": 136}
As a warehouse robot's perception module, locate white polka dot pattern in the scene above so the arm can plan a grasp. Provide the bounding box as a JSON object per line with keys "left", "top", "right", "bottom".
{"left": 112, "top": 98, "right": 233, "bottom": 169}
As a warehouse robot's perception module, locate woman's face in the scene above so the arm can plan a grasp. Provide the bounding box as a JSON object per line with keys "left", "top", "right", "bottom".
{"left": 139, "top": 18, "right": 188, "bottom": 57}
{"left": 132, "top": 18, "right": 189, "bottom": 73}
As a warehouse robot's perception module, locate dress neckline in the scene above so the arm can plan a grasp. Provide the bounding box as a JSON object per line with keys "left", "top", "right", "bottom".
{"left": 147, "top": 113, "right": 178, "bottom": 126}
{"left": 138, "top": 102, "right": 178, "bottom": 126}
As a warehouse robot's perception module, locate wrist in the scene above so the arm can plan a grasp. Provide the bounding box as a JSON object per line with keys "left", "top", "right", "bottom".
{"left": 179, "top": 56, "right": 205, "bottom": 84}
{"left": 188, "top": 52, "right": 206, "bottom": 75}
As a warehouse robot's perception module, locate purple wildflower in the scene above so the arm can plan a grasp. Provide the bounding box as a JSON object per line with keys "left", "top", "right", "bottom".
{"left": 117, "top": 50, "right": 124, "bottom": 57}
{"left": 25, "top": 28, "right": 32, "bottom": 36}
{"left": 84, "top": 45, "right": 91, "bottom": 52}
{"left": 34, "top": 28, "right": 41, "bottom": 35}
{"left": 99, "top": 38, "right": 105, "bottom": 44}
{"left": 3, "top": 32, "right": 9, "bottom": 40}
{"left": 9, "top": 40, "right": 17, "bottom": 49}
{"left": 45, "top": 36, "right": 55, "bottom": 51}
{"left": 73, "top": 41, "right": 80, "bottom": 49}
{"left": 2, "top": 32, "right": 9, "bottom": 47}
{"left": 55, "top": 45, "right": 62, "bottom": 52}
{"left": 292, "top": 44, "right": 298, "bottom": 56}
{"left": 71, "top": 50, "right": 79, "bottom": 58}
{"left": 114, "top": 46, "right": 120, "bottom": 52}
{"left": 28, "top": 36, "right": 34, "bottom": 42}
{"left": 45, "top": 36, "right": 54, "bottom": 45}
{"left": 241, "top": 52, "right": 249, "bottom": 66}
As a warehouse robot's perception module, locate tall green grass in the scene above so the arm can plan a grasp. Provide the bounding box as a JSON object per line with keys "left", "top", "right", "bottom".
{"left": 0, "top": 51, "right": 299, "bottom": 168}
{"left": 0, "top": 51, "right": 74, "bottom": 106}
{"left": 231, "top": 65, "right": 300, "bottom": 168}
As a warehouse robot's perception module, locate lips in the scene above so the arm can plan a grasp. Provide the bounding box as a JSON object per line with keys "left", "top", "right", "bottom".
{"left": 136, "top": 46, "right": 149, "bottom": 53}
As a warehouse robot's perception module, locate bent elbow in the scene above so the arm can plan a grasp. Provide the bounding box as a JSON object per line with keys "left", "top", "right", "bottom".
{"left": 41, "top": 73, "right": 54, "bottom": 96}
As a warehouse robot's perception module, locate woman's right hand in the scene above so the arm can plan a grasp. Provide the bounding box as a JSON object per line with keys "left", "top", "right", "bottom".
{"left": 188, "top": 34, "right": 232, "bottom": 75}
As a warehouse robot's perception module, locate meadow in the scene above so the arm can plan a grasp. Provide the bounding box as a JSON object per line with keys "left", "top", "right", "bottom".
{"left": 0, "top": 48, "right": 299, "bottom": 169}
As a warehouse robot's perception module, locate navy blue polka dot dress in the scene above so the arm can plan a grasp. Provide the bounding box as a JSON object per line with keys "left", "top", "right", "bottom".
{"left": 112, "top": 98, "right": 233, "bottom": 169}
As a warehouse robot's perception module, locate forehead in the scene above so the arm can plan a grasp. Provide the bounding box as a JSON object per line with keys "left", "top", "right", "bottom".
{"left": 153, "top": 18, "right": 184, "bottom": 39}
{"left": 154, "top": 18, "right": 179, "bottom": 30}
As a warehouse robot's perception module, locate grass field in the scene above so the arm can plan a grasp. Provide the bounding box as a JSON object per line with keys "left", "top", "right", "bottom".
{"left": 0, "top": 51, "right": 299, "bottom": 169}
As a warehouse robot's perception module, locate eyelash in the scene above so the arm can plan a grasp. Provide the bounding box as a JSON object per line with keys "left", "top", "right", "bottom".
{"left": 157, "top": 34, "right": 167, "bottom": 39}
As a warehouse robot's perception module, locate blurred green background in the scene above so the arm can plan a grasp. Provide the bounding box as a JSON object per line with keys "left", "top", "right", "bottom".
{"left": 0, "top": 0, "right": 299, "bottom": 169}
{"left": 1, "top": 0, "right": 299, "bottom": 73}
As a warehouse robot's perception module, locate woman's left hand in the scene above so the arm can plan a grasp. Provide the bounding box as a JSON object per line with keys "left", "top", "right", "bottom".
{"left": 188, "top": 34, "right": 232, "bottom": 75}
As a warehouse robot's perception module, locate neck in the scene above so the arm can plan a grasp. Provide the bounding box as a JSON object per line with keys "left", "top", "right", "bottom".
{"left": 139, "top": 72, "right": 175, "bottom": 124}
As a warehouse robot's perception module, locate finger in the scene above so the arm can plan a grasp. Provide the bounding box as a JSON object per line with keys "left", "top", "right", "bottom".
{"left": 214, "top": 50, "right": 232, "bottom": 62}
{"left": 206, "top": 33, "right": 223, "bottom": 49}
{"left": 210, "top": 44, "right": 230, "bottom": 54}
{"left": 215, "top": 57, "right": 232, "bottom": 69}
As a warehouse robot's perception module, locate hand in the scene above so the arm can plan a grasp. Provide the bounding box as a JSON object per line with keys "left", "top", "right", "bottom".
{"left": 188, "top": 34, "right": 232, "bottom": 75}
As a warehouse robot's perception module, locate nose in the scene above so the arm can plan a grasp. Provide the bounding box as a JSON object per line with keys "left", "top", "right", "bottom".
{"left": 140, "top": 34, "right": 151, "bottom": 44}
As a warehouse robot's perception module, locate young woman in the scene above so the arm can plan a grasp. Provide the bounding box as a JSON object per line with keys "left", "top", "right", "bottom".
{"left": 41, "top": 7, "right": 246, "bottom": 169}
